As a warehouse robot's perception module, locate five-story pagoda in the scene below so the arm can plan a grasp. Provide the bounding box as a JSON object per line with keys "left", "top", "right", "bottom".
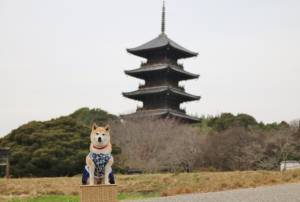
{"left": 123, "top": 1, "right": 200, "bottom": 123}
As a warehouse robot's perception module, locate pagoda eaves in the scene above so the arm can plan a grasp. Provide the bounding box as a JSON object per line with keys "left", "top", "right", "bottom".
{"left": 122, "top": 108, "right": 200, "bottom": 123}
{"left": 127, "top": 33, "right": 198, "bottom": 59}
{"left": 125, "top": 64, "right": 199, "bottom": 80}
{"left": 123, "top": 86, "right": 201, "bottom": 102}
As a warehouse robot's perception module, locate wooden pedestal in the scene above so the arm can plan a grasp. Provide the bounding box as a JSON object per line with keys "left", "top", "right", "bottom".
{"left": 80, "top": 185, "right": 118, "bottom": 202}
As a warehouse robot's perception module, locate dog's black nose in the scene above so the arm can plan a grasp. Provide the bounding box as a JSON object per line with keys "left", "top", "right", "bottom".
{"left": 98, "top": 137, "right": 102, "bottom": 143}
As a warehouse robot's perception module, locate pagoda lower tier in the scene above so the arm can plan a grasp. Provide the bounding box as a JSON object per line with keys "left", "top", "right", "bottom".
{"left": 121, "top": 108, "right": 200, "bottom": 123}
{"left": 122, "top": 85, "right": 200, "bottom": 123}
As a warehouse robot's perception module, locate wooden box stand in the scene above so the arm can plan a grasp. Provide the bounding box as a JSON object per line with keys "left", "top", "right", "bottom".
{"left": 80, "top": 185, "right": 118, "bottom": 202}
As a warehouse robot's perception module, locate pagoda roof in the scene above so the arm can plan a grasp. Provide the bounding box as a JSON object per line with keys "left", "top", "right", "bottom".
{"left": 122, "top": 108, "right": 200, "bottom": 123}
{"left": 123, "top": 86, "right": 201, "bottom": 102}
{"left": 127, "top": 34, "right": 198, "bottom": 59}
{"left": 125, "top": 64, "right": 199, "bottom": 80}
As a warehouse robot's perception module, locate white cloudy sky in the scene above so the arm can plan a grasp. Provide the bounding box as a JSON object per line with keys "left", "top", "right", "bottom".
{"left": 0, "top": 0, "right": 299, "bottom": 136}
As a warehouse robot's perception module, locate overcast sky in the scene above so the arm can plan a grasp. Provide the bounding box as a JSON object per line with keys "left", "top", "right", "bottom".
{"left": 0, "top": 0, "right": 299, "bottom": 136}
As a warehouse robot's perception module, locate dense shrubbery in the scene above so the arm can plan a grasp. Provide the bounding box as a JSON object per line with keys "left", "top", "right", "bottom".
{"left": 0, "top": 108, "right": 118, "bottom": 177}
{"left": 198, "top": 127, "right": 300, "bottom": 171}
{"left": 0, "top": 110, "right": 299, "bottom": 176}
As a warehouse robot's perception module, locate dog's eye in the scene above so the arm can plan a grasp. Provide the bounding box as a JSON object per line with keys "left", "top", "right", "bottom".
{"left": 102, "top": 133, "right": 106, "bottom": 136}
{"left": 96, "top": 133, "right": 100, "bottom": 135}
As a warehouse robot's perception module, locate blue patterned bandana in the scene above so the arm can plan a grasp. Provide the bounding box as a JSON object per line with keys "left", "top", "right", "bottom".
{"left": 89, "top": 152, "right": 111, "bottom": 177}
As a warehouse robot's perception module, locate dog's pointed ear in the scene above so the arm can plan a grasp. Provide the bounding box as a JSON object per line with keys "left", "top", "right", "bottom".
{"left": 92, "top": 123, "right": 98, "bottom": 131}
{"left": 105, "top": 124, "right": 110, "bottom": 132}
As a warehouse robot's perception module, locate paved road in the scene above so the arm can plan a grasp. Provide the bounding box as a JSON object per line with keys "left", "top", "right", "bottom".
{"left": 126, "top": 183, "right": 300, "bottom": 202}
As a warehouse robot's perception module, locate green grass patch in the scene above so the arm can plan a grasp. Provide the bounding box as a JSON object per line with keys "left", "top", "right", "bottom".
{"left": 9, "top": 195, "right": 79, "bottom": 202}
{"left": 9, "top": 192, "right": 159, "bottom": 202}
{"left": 118, "top": 192, "right": 160, "bottom": 200}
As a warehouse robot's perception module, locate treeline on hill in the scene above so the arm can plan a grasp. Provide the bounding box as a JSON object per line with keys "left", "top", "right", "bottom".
{"left": 112, "top": 117, "right": 300, "bottom": 172}
{"left": 0, "top": 109, "right": 299, "bottom": 177}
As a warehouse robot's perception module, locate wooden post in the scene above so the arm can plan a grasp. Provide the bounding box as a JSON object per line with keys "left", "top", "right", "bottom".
{"left": 5, "top": 159, "right": 10, "bottom": 179}
{"left": 0, "top": 148, "right": 10, "bottom": 179}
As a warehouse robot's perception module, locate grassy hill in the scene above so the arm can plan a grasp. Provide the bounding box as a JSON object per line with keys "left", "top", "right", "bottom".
{"left": 0, "top": 108, "right": 118, "bottom": 177}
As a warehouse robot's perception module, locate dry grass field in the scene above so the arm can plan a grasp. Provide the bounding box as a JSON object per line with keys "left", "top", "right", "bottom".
{"left": 1, "top": 170, "right": 300, "bottom": 201}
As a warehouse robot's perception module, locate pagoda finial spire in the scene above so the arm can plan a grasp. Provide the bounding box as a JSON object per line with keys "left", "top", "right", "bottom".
{"left": 161, "top": 0, "right": 166, "bottom": 34}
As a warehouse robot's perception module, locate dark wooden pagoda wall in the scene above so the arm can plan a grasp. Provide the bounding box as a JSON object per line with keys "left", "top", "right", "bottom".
{"left": 145, "top": 55, "right": 178, "bottom": 66}
{"left": 143, "top": 97, "right": 165, "bottom": 110}
{"left": 142, "top": 95, "right": 182, "bottom": 111}
{"left": 143, "top": 77, "right": 179, "bottom": 88}
{"left": 142, "top": 58, "right": 184, "bottom": 89}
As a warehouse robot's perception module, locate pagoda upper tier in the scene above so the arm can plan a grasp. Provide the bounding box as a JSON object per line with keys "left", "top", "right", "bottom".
{"left": 127, "top": 33, "right": 198, "bottom": 59}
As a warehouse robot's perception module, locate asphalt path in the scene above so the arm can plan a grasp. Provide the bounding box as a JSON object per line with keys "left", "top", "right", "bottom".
{"left": 126, "top": 183, "right": 300, "bottom": 202}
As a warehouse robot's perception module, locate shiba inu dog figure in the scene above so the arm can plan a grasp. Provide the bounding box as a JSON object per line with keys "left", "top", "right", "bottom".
{"left": 82, "top": 123, "right": 115, "bottom": 185}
